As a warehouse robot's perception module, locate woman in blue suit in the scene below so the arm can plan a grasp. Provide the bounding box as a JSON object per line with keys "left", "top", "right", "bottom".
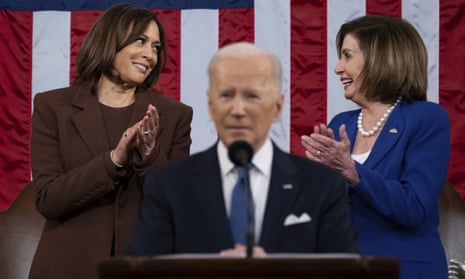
{"left": 301, "top": 15, "right": 450, "bottom": 279}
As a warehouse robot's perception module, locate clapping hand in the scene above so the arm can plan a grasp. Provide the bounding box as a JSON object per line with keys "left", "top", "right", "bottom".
{"left": 135, "top": 104, "right": 159, "bottom": 158}
{"left": 110, "top": 104, "right": 159, "bottom": 167}
{"left": 301, "top": 124, "right": 359, "bottom": 184}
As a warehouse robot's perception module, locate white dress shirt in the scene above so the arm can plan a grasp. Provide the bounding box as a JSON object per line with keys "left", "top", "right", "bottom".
{"left": 352, "top": 151, "right": 370, "bottom": 164}
{"left": 217, "top": 138, "right": 273, "bottom": 243}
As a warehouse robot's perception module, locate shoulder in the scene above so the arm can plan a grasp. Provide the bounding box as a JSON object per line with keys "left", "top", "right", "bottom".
{"left": 279, "top": 152, "right": 348, "bottom": 201}
{"left": 147, "top": 145, "right": 215, "bottom": 178}
{"left": 34, "top": 86, "right": 75, "bottom": 102}
{"left": 401, "top": 100, "right": 448, "bottom": 116}
{"left": 394, "top": 101, "right": 450, "bottom": 146}
{"left": 273, "top": 146, "right": 345, "bottom": 183}
{"left": 152, "top": 93, "right": 192, "bottom": 113}
{"left": 400, "top": 101, "right": 449, "bottom": 125}
{"left": 33, "top": 86, "right": 82, "bottom": 110}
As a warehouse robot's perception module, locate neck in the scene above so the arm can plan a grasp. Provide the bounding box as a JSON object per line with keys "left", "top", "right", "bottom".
{"left": 357, "top": 97, "right": 401, "bottom": 137}
{"left": 97, "top": 76, "right": 136, "bottom": 107}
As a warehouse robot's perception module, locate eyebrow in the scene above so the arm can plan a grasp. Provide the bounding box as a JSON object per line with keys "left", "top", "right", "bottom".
{"left": 341, "top": 47, "right": 359, "bottom": 53}
{"left": 141, "top": 33, "right": 161, "bottom": 44}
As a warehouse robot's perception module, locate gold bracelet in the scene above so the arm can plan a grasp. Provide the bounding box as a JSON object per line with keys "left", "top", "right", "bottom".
{"left": 110, "top": 150, "right": 124, "bottom": 168}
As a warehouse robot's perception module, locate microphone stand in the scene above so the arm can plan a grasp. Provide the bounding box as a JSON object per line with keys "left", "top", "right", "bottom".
{"left": 227, "top": 141, "right": 255, "bottom": 258}
{"left": 244, "top": 165, "right": 255, "bottom": 258}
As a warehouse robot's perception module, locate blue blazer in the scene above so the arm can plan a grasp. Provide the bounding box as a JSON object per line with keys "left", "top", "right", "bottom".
{"left": 328, "top": 101, "right": 450, "bottom": 279}
{"left": 128, "top": 143, "right": 360, "bottom": 255}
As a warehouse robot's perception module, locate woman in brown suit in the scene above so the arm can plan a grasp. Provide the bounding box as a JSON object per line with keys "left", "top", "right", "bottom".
{"left": 28, "top": 4, "right": 192, "bottom": 279}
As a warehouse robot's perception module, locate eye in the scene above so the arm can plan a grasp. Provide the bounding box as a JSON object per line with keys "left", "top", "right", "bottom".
{"left": 245, "top": 91, "right": 260, "bottom": 100}
{"left": 135, "top": 37, "right": 146, "bottom": 44}
{"left": 343, "top": 51, "right": 351, "bottom": 59}
{"left": 219, "top": 90, "right": 234, "bottom": 99}
{"left": 152, "top": 44, "right": 162, "bottom": 53}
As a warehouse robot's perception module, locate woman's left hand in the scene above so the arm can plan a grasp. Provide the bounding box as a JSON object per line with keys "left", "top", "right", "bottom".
{"left": 301, "top": 124, "right": 359, "bottom": 184}
{"left": 135, "top": 104, "right": 159, "bottom": 158}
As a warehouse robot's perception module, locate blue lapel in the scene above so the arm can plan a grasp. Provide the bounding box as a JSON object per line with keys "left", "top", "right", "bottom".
{"left": 259, "top": 144, "right": 300, "bottom": 249}
{"left": 364, "top": 104, "right": 405, "bottom": 168}
{"left": 344, "top": 105, "right": 404, "bottom": 169}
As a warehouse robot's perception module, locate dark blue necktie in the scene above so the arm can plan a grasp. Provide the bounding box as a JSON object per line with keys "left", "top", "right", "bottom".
{"left": 230, "top": 166, "right": 249, "bottom": 245}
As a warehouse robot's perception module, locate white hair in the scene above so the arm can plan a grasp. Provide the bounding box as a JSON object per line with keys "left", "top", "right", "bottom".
{"left": 207, "top": 42, "right": 282, "bottom": 91}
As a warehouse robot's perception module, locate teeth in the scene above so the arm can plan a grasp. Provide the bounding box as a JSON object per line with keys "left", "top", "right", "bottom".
{"left": 134, "top": 63, "right": 147, "bottom": 72}
{"left": 342, "top": 79, "right": 352, "bottom": 85}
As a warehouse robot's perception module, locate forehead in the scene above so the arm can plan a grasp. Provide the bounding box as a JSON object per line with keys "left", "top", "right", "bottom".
{"left": 212, "top": 55, "right": 273, "bottom": 81}
{"left": 142, "top": 21, "right": 160, "bottom": 37}
{"left": 341, "top": 34, "right": 361, "bottom": 51}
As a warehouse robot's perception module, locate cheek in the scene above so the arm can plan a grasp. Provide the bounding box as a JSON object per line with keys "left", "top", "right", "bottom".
{"left": 208, "top": 103, "right": 224, "bottom": 124}
{"left": 112, "top": 54, "right": 126, "bottom": 73}
{"left": 152, "top": 54, "right": 159, "bottom": 67}
{"left": 264, "top": 102, "right": 282, "bottom": 123}
{"left": 207, "top": 99, "right": 215, "bottom": 119}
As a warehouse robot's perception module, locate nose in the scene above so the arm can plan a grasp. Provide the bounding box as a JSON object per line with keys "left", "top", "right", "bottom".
{"left": 334, "top": 59, "right": 343, "bottom": 75}
{"left": 142, "top": 44, "right": 155, "bottom": 61}
{"left": 231, "top": 96, "right": 246, "bottom": 116}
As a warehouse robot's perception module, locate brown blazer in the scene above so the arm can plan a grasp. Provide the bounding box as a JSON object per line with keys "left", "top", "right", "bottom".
{"left": 28, "top": 84, "right": 192, "bottom": 279}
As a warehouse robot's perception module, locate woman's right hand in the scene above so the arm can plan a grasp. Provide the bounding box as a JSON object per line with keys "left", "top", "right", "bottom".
{"left": 110, "top": 125, "right": 139, "bottom": 167}
{"left": 301, "top": 124, "right": 360, "bottom": 184}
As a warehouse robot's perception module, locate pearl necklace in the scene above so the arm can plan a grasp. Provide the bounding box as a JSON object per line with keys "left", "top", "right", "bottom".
{"left": 357, "top": 97, "right": 402, "bottom": 137}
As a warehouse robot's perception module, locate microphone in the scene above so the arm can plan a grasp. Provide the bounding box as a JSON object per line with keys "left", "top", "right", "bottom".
{"left": 228, "top": 140, "right": 253, "bottom": 167}
{"left": 228, "top": 140, "right": 255, "bottom": 258}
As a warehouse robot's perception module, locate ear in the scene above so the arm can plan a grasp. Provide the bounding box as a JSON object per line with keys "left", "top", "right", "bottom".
{"left": 207, "top": 91, "right": 214, "bottom": 120}
{"left": 272, "top": 93, "right": 284, "bottom": 123}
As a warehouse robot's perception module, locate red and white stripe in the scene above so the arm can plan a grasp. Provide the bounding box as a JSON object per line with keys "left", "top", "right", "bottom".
{"left": 1, "top": 0, "right": 464, "bottom": 210}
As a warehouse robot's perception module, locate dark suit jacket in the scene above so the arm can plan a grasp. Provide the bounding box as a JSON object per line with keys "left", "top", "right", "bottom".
{"left": 329, "top": 101, "right": 449, "bottom": 279}
{"left": 128, "top": 143, "right": 360, "bottom": 255}
{"left": 28, "top": 84, "right": 192, "bottom": 279}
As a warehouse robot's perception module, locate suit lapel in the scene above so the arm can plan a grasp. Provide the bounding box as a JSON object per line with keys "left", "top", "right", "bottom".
{"left": 259, "top": 145, "right": 300, "bottom": 248}
{"left": 192, "top": 145, "right": 234, "bottom": 248}
{"left": 344, "top": 106, "right": 404, "bottom": 168}
{"left": 70, "top": 85, "right": 108, "bottom": 156}
{"left": 344, "top": 112, "right": 358, "bottom": 152}
{"left": 364, "top": 104, "right": 404, "bottom": 168}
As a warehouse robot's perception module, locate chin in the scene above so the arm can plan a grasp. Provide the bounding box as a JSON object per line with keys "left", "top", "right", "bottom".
{"left": 344, "top": 92, "right": 353, "bottom": 100}
{"left": 223, "top": 137, "right": 250, "bottom": 147}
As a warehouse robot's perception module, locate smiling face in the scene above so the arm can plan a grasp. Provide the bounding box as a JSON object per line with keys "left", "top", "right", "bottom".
{"left": 334, "top": 34, "right": 365, "bottom": 103}
{"left": 112, "top": 21, "right": 161, "bottom": 87}
{"left": 208, "top": 54, "right": 283, "bottom": 152}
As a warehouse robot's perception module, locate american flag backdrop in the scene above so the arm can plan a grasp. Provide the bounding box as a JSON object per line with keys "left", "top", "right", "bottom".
{"left": 1, "top": 0, "right": 464, "bottom": 211}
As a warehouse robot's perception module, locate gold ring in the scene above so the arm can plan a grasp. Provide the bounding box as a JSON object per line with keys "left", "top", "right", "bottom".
{"left": 316, "top": 150, "right": 321, "bottom": 156}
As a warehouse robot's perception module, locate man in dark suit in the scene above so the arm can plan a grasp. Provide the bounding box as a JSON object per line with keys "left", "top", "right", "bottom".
{"left": 128, "top": 42, "right": 359, "bottom": 256}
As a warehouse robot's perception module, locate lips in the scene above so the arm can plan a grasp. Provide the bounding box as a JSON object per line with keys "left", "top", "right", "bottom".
{"left": 228, "top": 125, "right": 250, "bottom": 131}
{"left": 341, "top": 78, "right": 353, "bottom": 89}
{"left": 341, "top": 78, "right": 352, "bottom": 85}
{"left": 226, "top": 125, "right": 252, "bottom": 135}
{"left": 133, "top": 62, "right": 149, "bottom": 73}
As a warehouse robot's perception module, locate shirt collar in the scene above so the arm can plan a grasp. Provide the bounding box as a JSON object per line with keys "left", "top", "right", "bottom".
{"left": 217, "top": 138, "right": 273, "bottom": 177}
